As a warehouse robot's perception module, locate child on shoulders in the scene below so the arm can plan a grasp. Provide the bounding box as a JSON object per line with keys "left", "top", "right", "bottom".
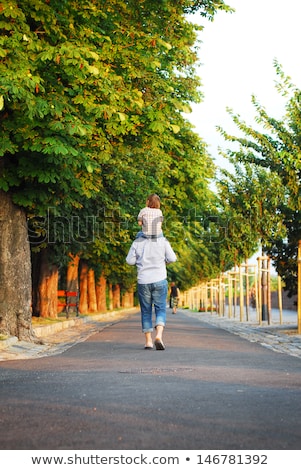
{"left": 136, "top": 193, "right": 163, "bottom": 239}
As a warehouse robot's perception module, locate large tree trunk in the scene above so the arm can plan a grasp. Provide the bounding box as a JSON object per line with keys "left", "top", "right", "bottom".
{"left": 0, "top": 191, "right": 34, "bottom": 340}
{"left": 96, "top": 275, "right": 107, "bottom": 312}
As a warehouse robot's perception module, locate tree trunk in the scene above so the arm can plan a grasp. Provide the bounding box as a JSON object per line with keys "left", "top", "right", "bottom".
{"left": 79, "top": 261, "right": 88, "bottom": 314}
{"left": 0, "top": 191, "right": 34, "bottom": 340}
{"left": 108, "top": 283, "right": 113, "bottom": 310}
{"left": 122, "top": 288, "right": 134, "bottom": 308}
{"left": 112, "top": 284, "right": 120, "bottom": 309}
{"left": 37, "top": 248, "right": 59, "bottom": 318}
{"left": 66, "top": 253, "right": 80, "bottom": 291}
{"left": 96, "top": 275, "right": 107, "bottom": 312}
{"left": 65, "top": 253, "right": 80, "bottom": 315}
{"left": 87, "top": 268, "right": 97, "bottom": 313}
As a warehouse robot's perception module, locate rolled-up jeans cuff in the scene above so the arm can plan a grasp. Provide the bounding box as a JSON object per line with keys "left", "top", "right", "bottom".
{"left": 142, "top": 327, "right": 154, "bottom": 333}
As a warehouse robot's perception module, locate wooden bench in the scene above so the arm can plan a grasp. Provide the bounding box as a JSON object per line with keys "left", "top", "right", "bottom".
{"left": 57, "top": 290, "right": 79, "bottom": 318}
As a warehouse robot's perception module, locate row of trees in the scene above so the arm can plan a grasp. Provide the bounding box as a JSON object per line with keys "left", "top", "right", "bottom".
{"left": 216, "top": 62, "right": 301, "bottom": 298}
{"left": 0, "top": 0, "right": 233, "bottom": 339}
{"left": 1, "top": 1, "right": 300, "bottom": 341}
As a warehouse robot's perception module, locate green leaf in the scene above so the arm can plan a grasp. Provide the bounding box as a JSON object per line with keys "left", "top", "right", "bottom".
{"left": 86, "top": 163, "right": 94, "bottom": 173}
{"left": 117, "top": 112, "right": 127, "bottom": 122}
{"left": 87, "top": 65, "right": 100, "bottom": 75}
{"left": 170, "top": 124, "right": 180, "bottom": 134}
{"left": 149, "top": 121, "right": 166, "bottom": 133}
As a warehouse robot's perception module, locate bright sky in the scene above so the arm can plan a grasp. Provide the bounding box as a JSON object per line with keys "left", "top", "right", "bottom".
{"left": 189, "top": 0, "right": 301, "bottom": 171}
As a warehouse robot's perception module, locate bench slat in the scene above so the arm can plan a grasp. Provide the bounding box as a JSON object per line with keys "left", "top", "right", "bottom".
{"left": 57, "top": 290, "right": 79, "bottom": 318}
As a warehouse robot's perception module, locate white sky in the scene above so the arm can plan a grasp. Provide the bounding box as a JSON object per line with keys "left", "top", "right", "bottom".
{"left": 188, "top": 0, "right": 301, "bottom": 170}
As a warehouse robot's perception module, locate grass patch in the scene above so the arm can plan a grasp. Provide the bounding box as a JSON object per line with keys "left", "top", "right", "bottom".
{"left": 32, "top": 316, "right": 66, "bottom": 326}
{"left": 31, "top": 311, "right": 88, "bottom": 326}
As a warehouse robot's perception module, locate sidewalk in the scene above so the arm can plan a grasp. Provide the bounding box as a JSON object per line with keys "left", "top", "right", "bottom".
{"left": 185, "top": 307, "right": 301, "bottom": 359}
{"left": 0, "top": 306, "right": 300, "bottom": 361}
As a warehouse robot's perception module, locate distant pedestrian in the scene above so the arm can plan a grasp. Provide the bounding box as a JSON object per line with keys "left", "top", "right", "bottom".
{"left": 136, "top": 193, "right": 164, "bottom": 238}
{"left": 170, "top": 282, "right": 180, "bottom": 314}
{"left": 126, "top": 235, "right": 177, "bottom": 350}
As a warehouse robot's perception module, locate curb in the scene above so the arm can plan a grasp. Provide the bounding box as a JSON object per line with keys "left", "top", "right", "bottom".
{"left": 33, "top": 315, "right": 88, "bottom": 338}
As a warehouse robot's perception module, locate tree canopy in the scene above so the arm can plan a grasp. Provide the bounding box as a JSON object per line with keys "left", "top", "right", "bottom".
{"left": 0, "top": 0, "right": 234, "bottom": 335}
{"left": 216, "top": 62, "right": 301, "bottom": 295}
{"left": 1, "top": 0, "right": 230, "bottom": 211}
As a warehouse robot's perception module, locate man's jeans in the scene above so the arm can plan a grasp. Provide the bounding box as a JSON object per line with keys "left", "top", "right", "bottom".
{"left": 137, "top": 279, "right": 168, "bottom": 332}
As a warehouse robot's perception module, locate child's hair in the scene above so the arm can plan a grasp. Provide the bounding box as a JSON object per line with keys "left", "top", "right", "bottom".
{"left": 146, "top": 193, "right": 161, "bottom": 209}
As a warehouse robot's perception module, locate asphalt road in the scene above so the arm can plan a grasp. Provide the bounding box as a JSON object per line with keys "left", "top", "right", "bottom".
{"left": 0, "top": 309, "right": 301, "bottom": 450}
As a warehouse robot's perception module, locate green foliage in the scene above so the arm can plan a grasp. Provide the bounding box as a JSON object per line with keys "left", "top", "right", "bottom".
{"left": 0, "top": 0, "right": 232, "bottom": 292}
{"left": 216, "top": 62, "right": 301, "bottom": 295}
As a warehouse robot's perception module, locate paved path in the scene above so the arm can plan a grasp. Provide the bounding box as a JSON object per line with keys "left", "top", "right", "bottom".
{"left": 0, "top": 309, "right": 139, "bottom": 361}
{"left": 1, "top": 307, "right": 300, "bottom": 361}
{"left": 0, "top": 307, "right": 301, "bottom": 450}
